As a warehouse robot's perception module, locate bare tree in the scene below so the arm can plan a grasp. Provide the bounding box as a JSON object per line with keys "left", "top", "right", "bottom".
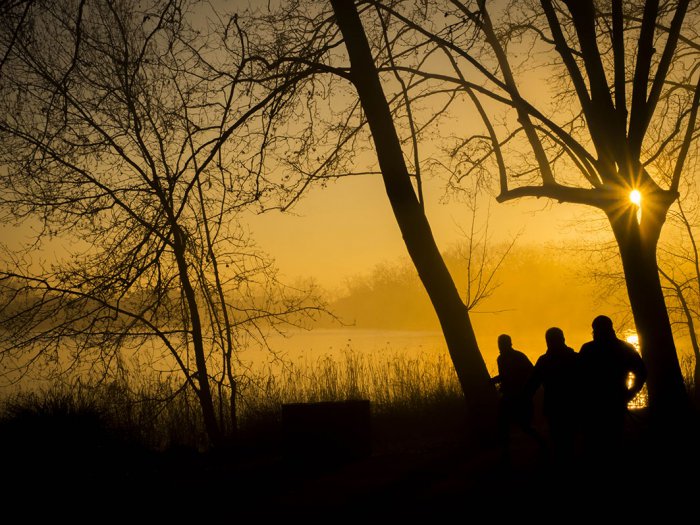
{"left": 0, "top": 1, "right": 33, "bottom": 74}
{"left": 455, "top": 189, "right": 519, "bottom": 314}
{"left": 659, "top": 195, "right": 700, "bottom": 405}
{"left": 0, "top": 0, "right": 324, "bottom": 446}
{"left": 331, "top": 0, "right": 503, "bottom": 435}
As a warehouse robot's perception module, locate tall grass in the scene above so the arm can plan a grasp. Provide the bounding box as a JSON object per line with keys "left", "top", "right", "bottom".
{"left": 0, "top": 347, "right": 466, "bottom": 452}
{"left": 241, "top": 348, "right": 462, "bottom": 413}
{"left": 680, "top": 353, "right": 698, "bottom": 404}
{"left": 0, "top": 375, "right": 212, "bottom": 451}
{"left": 238, "top": 348, "right": 467, "bottom": 452}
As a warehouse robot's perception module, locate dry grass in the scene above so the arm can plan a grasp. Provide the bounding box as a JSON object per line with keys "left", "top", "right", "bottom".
{"left": 0, "top": 347, "right": 466, "bottom": 451}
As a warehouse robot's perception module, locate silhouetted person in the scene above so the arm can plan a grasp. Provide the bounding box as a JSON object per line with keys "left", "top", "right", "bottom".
{"left": 578, "top": 315, "right": 647, "bottom": 465}
{"left": 491, "top": 334, "right": 546, "bottom": 463}
{"left": 528, "top": 327, "right": 581, "bottom": 465}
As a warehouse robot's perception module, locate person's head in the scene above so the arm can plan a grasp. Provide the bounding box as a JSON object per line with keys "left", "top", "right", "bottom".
{"left": 545, "top": 327, "right": 565, "bottom": 348}
{"left": 592, "top": 315, "right": 616, "bottom": 341}
{"left": 497, "top": 334, "right": 512, "bottom": 353}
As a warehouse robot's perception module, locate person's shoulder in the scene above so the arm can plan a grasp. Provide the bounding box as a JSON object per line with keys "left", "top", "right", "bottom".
{"left": 515, "top": 349, "right": 534, "bottom": 364}
{"left": 613, "top": 337, "right": 635, "bottom": 351}
{"left": 621, "top": 338, "right": 636, "bottom": 349}
{"left": 579, "top": 341, "right": 595, "bottom": 353}
{"left": 533, "top": 353, "right": 547, "bottom": 366}
{"left": 617, "top": 338, "right": 641, "bottom": 357}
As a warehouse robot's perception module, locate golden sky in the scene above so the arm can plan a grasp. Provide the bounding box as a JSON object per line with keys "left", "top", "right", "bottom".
{"left": 244, "top": 171, "right": 607, "bottom": 291}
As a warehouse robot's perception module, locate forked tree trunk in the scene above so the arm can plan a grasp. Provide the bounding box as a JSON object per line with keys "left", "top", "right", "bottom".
{"left": 330, "top": 0, "right": 498, "bottom": 439}
{"left": 608, "top": 204, "right": 690, "bottom": 423}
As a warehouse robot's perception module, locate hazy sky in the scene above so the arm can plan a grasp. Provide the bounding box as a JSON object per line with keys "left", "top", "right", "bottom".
{"left": 229, "top": 0, "right": 612, "bottom": 292}
{"left": 244, "top": 170, "right": 605, "bottom": 291}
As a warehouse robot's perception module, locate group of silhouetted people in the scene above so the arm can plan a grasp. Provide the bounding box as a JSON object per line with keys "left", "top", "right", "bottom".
{"left": 491, "top": 315, "right": 647, "bottom": 468}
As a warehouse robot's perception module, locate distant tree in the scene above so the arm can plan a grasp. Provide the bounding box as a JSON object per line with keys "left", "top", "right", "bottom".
{"left": 0, "top": 0, "right": 324, "bottom": 446}
{"left": 328, "top": 203, "right": 516, "bottom": 332}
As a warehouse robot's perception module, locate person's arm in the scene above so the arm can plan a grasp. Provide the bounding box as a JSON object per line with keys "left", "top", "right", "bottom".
{"left": 625, "top": 345, "right": 648, "bottom": 401}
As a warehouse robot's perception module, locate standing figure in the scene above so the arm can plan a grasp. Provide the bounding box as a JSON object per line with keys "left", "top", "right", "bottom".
{"left": 578, "top": 315, "right": 647, "bottom": 463}
{"left": 491, "top": 334, "right": 546, "bottom": 463}
{"left": 529, "top": 327, "right": 581, "bottom": 465}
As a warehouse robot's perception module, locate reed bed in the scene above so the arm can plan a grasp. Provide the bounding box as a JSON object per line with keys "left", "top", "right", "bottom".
{"left": 240, "top": 348, "right": 462, "bottom": 413}
{"left": 0, "top": 347, "right": 465, "bottom": 451}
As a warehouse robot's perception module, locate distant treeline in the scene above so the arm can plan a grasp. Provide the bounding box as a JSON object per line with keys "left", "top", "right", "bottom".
{"left": 315, "top": 245, "right": 612, "bottom": 330}
{"left": 309, "top": 244, "right": 645, "bottom": 363}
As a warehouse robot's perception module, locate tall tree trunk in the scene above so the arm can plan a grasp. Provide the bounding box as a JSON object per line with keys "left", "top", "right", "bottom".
{"left": 173, "top": 226, "right": 223, "bottom": 447}
{"left": 330, "top": 0, "right": 498, "bottom": 439}
{"left": 608, "top": 205, "right": 690, "bottom": 424}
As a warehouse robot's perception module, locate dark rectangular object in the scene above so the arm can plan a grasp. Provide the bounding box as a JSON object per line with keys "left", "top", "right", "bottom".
{"left": 281, "top": 399, "right": 371, "bottom": 465}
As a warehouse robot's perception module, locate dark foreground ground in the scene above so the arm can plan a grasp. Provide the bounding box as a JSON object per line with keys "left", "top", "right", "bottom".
{"left": 2, "top": 407, "right": 699, "bottom": 525}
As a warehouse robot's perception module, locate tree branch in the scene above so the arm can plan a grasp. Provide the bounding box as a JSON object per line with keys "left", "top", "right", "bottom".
{"left": 671, "top": 72, "right": 700, "bottom": 192}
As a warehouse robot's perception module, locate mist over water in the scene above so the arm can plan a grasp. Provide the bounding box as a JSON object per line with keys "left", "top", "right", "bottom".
{"left": 308, "top": 246, "right": 626, "bottom": 368}
{"left": 0, "top": 246, "right": 685, "bottom": 406}
{"left": 261, "top": 328, "right": 451, "bottom": 366}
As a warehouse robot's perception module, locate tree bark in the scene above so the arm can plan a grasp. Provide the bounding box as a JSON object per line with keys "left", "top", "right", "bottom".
{"left": 608, "top": 205, "right": 690, "bottom": 424}
{"left": 330, "top": 0, "right": 497, "bottom": 439}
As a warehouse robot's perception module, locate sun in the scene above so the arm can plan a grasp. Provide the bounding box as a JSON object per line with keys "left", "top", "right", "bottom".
{"left": 630, "top": 189, "right": 642, "bottom": 206}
